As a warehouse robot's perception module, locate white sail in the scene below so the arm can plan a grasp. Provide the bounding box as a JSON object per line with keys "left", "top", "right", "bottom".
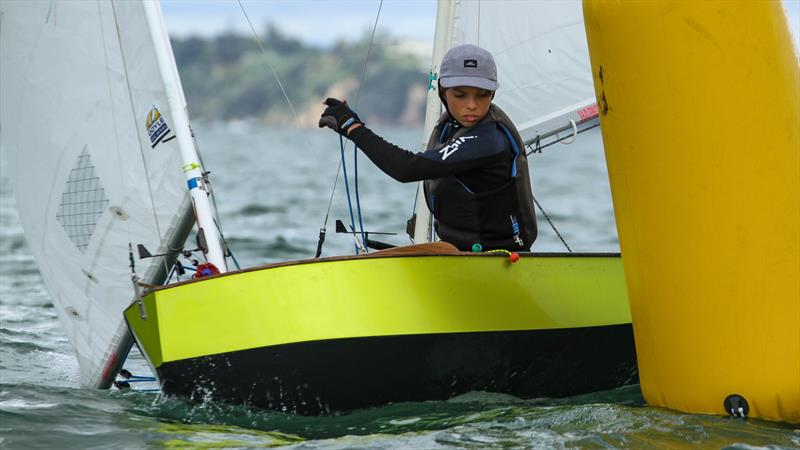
{"left": 433, "top": 0, "right": 598, "bottom": 144}
{"left": 0, "top": 1, "right": 195, "bottom": 387}
{"left": 413, "top": 0, "right": 598, "bottom": 240}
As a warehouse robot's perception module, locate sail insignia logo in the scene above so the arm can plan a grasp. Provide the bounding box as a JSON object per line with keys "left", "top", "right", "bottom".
{"left": 145, "top": 105, "right": 173, "bottom": 148}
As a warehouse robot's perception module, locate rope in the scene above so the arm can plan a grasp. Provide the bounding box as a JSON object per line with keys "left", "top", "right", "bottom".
{"left": 353, "top": 147, "right": 368, "bottom": 250}
{"left": 532, "top": 195, "right": 572, "bottom": 252}
{"left": 525, "top": 119, "right": 600, "bottom": 253}
{"left": 317, "top": 0, "right": 384, "bottom": 256}
{"left": 339, "top": 135, "right": 363, "bottom": 254}
{"left": 484, "top": 249, "right": 521, "bottom": 263}
{"left": 523, "top": 120, "right": 602, "bottom": 252}
{"left": 342, "top": 0, "right": 384, "bottom": 254}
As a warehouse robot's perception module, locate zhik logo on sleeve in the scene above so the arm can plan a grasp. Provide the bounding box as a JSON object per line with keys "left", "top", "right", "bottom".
{"left": 439, "top": 135, "right": 477, "bottom": 160}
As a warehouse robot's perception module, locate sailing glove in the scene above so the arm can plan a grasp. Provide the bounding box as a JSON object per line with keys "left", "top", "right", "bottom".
{"left": 318, "top": 98, "right": 363, "bottom": 137}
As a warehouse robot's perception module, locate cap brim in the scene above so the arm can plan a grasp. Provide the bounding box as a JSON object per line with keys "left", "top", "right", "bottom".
{"left": 440, "top": 76, "right": 498, "bottom": 91}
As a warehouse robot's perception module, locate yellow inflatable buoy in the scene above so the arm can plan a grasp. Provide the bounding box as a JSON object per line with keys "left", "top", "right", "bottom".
{"left": 583, "top": 0, "right": 799, "bottom": 422}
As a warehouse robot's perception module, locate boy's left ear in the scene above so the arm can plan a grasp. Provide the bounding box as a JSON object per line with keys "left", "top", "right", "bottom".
{"left": 438, "top": 81, "right": 449, "bottom": 111}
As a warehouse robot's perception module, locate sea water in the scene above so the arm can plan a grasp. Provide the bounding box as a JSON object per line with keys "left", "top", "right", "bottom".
{"left": 1, "top": 125, "right": 797, "bottom": 449}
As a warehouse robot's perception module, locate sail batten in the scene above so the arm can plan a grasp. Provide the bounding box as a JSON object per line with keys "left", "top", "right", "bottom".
{"left": 0, "top": 0, "right": 194, "bottom": 387}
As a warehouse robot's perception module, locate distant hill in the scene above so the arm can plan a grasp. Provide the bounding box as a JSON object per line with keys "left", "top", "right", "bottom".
{"left": 170, "top": 26, "right": 429, "bottom": 126}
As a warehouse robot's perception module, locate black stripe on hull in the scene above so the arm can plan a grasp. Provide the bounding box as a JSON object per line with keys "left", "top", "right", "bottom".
{"left": 156, "top": 325, "right": 637, "bottom": 415}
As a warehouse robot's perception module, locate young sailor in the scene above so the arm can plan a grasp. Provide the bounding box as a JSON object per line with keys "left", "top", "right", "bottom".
{"left": 319, "top": 44, "right": 537, "bottom": 252}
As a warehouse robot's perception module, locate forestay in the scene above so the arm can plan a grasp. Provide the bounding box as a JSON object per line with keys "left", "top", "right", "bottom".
{"left": 0, "top": 1, "right": 194, "bottom": 387}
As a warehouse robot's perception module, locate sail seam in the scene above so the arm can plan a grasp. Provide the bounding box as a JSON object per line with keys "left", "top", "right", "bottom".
{"left": 109, "top": 1, "right": 166, "bottom": 250}
{"left": 96, "top": 0, "right": 134, "bottom": 250}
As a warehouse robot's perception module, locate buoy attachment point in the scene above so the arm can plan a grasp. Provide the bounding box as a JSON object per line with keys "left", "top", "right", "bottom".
{"left": 723, "top": 394, "right": 749, "bottom": 418}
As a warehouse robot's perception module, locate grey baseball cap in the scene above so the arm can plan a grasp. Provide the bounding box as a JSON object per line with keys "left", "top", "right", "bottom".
{"left": 439, "top": 44, "right": 498, "bottom": 91}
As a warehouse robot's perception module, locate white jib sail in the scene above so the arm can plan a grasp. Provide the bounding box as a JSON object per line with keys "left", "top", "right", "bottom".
{"left": 0, "top": 1, "right": 197, "bottom": 387}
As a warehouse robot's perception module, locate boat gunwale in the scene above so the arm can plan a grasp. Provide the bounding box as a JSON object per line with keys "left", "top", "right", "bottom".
{"left": 140, "top": 246, "right": 622, "bottom": 294}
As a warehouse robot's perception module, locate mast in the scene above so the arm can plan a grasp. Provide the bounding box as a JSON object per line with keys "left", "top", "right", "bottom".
{"left": 412, "top": 0, "right": 457, "bottom": 243}
{"left": 141, "top": 1, "right": 227, "bottom": 272}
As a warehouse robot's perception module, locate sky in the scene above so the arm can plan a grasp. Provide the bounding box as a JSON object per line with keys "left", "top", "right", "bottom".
{"left": 160, "top": 0, "right": 800, "bottom": 53}
{"left": 161, "top": 0, "right": 438, "bottom": 47}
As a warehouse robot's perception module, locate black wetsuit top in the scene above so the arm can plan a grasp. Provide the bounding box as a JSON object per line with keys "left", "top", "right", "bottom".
{"left": 349, "top": 106, "right": 537, "bottom": 251}
{"left": 348, "top": 120, "right": 512, "bottom": 188}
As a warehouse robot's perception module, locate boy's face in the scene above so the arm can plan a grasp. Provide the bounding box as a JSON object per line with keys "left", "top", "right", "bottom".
{"left": 444, "top": 86, "right": 492, "bottom": 127}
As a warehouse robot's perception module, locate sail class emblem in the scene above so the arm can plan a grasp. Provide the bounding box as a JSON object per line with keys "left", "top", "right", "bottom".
{"left": 145, "top": 105, "right": 173, "bottom": 148}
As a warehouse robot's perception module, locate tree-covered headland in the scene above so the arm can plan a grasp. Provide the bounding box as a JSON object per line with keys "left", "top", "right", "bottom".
{"left": 171, "top": 26, "right": 429, "bottom": 126}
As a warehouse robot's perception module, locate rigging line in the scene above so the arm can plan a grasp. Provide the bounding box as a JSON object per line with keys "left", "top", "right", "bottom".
{"left": 321, "top": 162, "right": 343, "bottom": 228}
{"left": 109, "top": 1, "right": 170, "bottom": 277}
{"left": 237, "top": 0, "right": 347, "bottom": 256}
{"left": 340, "top": 135, "right": 362, "bottom": 254}
{"left": 532, "top": 195, "right": 572, "bottom": 253}
{"left": 235, "top": 0, "right": 382, "bottom": 221}
{"left": 353, "top": 146, "right": 367, "bottom": 249}
{"left": 353, "top": 0, "right": 383, "bottom": 107}
{"left": 337, "top": 0, "right": 383, "bottom": 253}
{"left": 318, "top": 0, "right": 383, "bottom": 254}
{"left": 238, "top": 0, "right": 347, "bottom": 259}
{"left": 237, "top": 0, "right": 299, "bottom": 118}
{"left": 326, "top": 0, "right": 384, "bottom": 217}
{"left": 213, "top": 217, "right": 241, "bottom": 269}
{"left": 408, "top": 183, "right": 419, "bottom": 243}
{"left": 339, "top": 0, "right": 382, "bottom": 232}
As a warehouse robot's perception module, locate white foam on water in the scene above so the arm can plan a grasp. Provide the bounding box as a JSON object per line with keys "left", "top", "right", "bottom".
{"left": 0, "top": 398, "right": 58, "bottom": 410}
{"left": 284, "top": 431, "right": 450, "bottom": 450}
{"left": 387, "top": 417, "right": 420, "bottom": 426}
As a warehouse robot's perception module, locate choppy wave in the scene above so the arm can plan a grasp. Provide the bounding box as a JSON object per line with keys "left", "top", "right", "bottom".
{"left": 237, "top": 204, "right": 289, "bottom": 216}
{"left": 2, "top": 126, "right": 797, "bottom": 448}
{"left": 1, "top": 383, "right": 795, "bottom": 449}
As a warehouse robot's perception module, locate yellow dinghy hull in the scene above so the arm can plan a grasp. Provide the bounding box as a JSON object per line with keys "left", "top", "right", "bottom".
{"left": 583, "top": 0, "right": 799, "bottom": 422}
{"left": 125, "top": 246, "right": 636, "bottom": 414}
